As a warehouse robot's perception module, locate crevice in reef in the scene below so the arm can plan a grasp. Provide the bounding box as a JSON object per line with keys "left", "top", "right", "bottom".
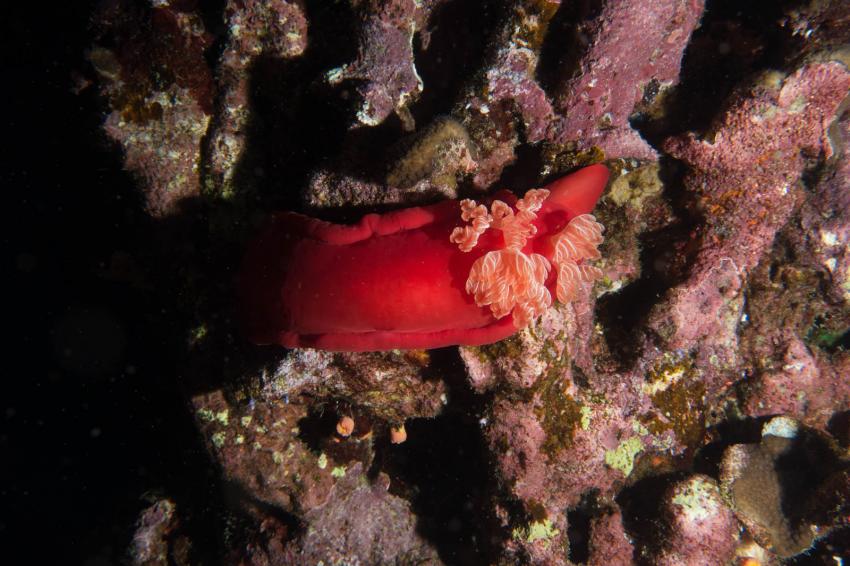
{"left": 828, "top": 410, "right": 850, "bottom": 448}
{"left": 493, "top": 143, "right": 545, "bottom": 193}
{"left": 409, "top": 0, "right": 498, "bottom": 129}
{"left": 376, "top": 348, "right": 502, "bottom": 566}
{"left": 616, "top": 472, "right": 690, "bottom": 566}
{"left": 226, "top": 481, "right": 305, "bottom": 555}
{"left": 296, "top": 403, "right": 339, "bottom": 454}
{"left": 595, "top": 159, "right": 701, "bottom": 369}
{"left": 213, "top": 0, "right": 373, "bottom": 213}
{"left": 565, "top": 490, "right": 602, "bottom": 564}
{"left": 536, "top": 0, "right": 604, "bottom": 102}
{"left": 771, "top": 431, "right": 844, "bottom": 528}
{"left": 692, "top": 417, "right": 769, "bottom": 478}
{"left": 197, "top": 0, "right": 228, "bottom": 68}
{"left": 634, "top": 0, "right": 805, "bottom": 145}
{"left": 234, "top": 55, "right": 355, "bottom": 213}
{"left": 297, "top": 402, "right": 376, "bottom": 473}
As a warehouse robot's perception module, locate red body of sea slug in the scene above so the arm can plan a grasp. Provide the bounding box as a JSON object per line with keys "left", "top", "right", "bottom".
{"left": 238, "top": 164, "right": 609, "bottom": 351}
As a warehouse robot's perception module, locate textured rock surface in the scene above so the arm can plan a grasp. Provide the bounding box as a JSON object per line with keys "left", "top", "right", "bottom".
{"left": 204, "top": 0, "right": 308, "bottom": 201}
{"left": 283, "top": 463, "right": 442, "bottom": 565}
{"left": 130, "top": 499, "right": 191, "bottom": 566}
{"left": 92, "top": 0, "right": 214, "bottom": 216}
{"left": 326, "top": 0, "right": 441, "bottom": 129}
{"left": 552, "top": 0, "right": 706, "bottom": 160}
{"left": 654, "top": 475, "right": 738, "bottom": 565}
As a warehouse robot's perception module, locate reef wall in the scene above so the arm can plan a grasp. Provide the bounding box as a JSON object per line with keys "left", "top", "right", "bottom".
{"left": 89, "top": 0, "right": 850, "bottom": 564}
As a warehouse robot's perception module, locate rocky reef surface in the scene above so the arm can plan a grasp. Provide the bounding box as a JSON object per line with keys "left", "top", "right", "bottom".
{"left": 84, "top": 0, "right": 850, "bottom": 564}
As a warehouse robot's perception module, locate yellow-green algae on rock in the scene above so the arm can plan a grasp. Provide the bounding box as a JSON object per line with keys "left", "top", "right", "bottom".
{"left": 604, "top": 436, "right": 644, "bottom": 477}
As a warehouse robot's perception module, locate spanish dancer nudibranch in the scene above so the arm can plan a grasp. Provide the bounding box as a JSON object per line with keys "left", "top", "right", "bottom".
{"left": 238, "top": 164, "right": 609, "bottom": 351}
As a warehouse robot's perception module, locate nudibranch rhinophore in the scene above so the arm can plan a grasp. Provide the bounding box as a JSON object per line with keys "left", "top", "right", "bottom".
{"left": 238, "top": 164, "right": 608, "bottom": 352}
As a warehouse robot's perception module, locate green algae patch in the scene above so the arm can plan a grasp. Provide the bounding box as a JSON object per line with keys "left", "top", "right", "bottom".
{"left": 647, "top": 377, "right": 706, "bottom": 448}
{"left": 197, "top": 407, "right": 230, "bottom": 426}
{"left": 331, "top": 466, "right": 347, "bottom": 478}
{"left": 215, "top": 409, "right": 230, "bottom": 426}
{"left": 512, "top": 519, "right": 560, "bottom": 544}
{"left": 605, "top": 436, "right": 644, "bottom": 477}
{"left": 196, "top": 407, "right": 215, "bottom": 422}
{"left": 539, "top": 388, "right": 583, "bottom": 459}
{"left": 211, "top": 431, "right": 227, "bottom": 449}
{"left": 642, "top": 353, "right": 691, "bottom": 395}
{"left": 671, "top": 476, "right": 722, "bottom": 522}
{"left": 805, "top": 314, "right": 849, "bottom": 353}
{"left": 580, "top": 405, "right": 593, "bottom": 430}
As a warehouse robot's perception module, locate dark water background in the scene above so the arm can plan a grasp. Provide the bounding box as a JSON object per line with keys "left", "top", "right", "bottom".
{"left": 5, "top": 2, "right": 221, "bottom": 563}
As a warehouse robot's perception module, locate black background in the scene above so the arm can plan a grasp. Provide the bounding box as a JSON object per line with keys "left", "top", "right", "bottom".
{"left": 5, "top": 3, "right": 219, "bottom": 563}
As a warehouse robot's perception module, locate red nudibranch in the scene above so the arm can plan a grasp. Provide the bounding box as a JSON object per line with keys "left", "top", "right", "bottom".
{"left": 238, "top": 164, "right": 609, "bottom": 352}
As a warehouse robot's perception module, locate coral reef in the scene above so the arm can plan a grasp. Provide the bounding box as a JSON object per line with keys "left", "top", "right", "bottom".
{"left": 455, "top": 0, "right": 560, "bottom": 189}
{"left": 89, "top": 0, "right": 850, "bottom": 564}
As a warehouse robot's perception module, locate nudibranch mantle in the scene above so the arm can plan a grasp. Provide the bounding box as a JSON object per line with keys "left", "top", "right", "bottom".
{"left": 238, "top": 164, "right": 609, "bottom": 352}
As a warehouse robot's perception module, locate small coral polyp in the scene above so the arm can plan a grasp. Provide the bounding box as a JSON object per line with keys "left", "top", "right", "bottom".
{"left": 451, "top": 190, "right": 604, "bottom": 328}
{"left": 238, "top": 164, "right": 609, "bottom": 351}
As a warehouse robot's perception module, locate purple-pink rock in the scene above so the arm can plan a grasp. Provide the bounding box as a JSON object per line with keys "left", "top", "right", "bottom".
{"left": 131, "top": 499, "right": 190, "bottom": 566}
{"left": 797, "top": 115, "right": 850, "bottom": 305}
{"left": 658, "top": 60, "right": 850, "bottom": 392}
{"left": 551, "top": 0, "right": 706, "bottom": 160}
{"left": 455, "top": 0, "right": 561, "bottom": 189}
{"left": 326, "top": 0, "right": 439, "bottom": 129}
{"left": 587, "top": 509, "right": 634, "bottom": 566}
{"left": 743, "top": 335, "right": 850, "bottom": 430}
{"left": 654, "top": 475, "right": 739, "bottom": 566}
{"left": 281, "top": 464, "right": 441, "bottom": 565}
